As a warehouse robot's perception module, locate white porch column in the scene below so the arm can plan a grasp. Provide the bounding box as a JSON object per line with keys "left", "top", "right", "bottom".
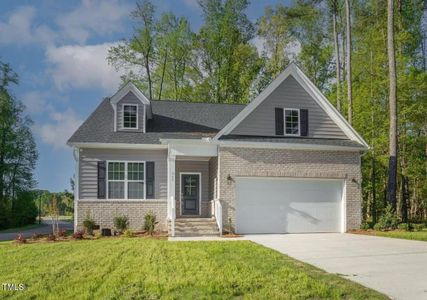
{"left": 167, "top": 151, "right": 176, "bottom": 236}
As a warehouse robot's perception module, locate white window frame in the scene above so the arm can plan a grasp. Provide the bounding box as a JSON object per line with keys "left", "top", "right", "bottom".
{"left": 106, "top": 160, "right": 146, "bottom": 200}
{"left": 284, "top": 108, "right": 300, "bottom": 136}
{"left": 122, "top": 104, "right": 138, "bottom": 129}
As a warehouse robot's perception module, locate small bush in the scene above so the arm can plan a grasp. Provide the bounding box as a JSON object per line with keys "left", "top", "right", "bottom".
{"left": 123, "top": 229, "right": 134, "bottom": 237}
{"left": 143, "top": 212, "right": 157, "bottom": 236}
{"left": 114, "top": 214, "right": 129, "bottom": 233}
{"left": 47, "top": 234, "right": 56, "bottom": 242}
{"left": 398, "top": 223, "right": 410, "bottom": 231}
{"left": 413, "top": 224, "right": 424, "bottom": 232}
{"left": 72, "top": 230, "right": 84, "bottom": 240}
{"left": 360, "top": 222, "right": 371, "bottom": 230}
{"left": 15, "top": 234, "right": 27, "bottom": 244}
{"left": 374, "top": 204, "right": 399, "bottom": 231}
{"left": 83, "top": 211, "right": 96, "bottom": 235}
{"left": 93, "top": 231, "right": 102, "bottom": 239}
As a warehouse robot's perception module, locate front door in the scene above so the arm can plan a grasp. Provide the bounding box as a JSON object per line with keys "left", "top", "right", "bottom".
{"left": 181, "top": 173, "right": 200, "bottom": 215}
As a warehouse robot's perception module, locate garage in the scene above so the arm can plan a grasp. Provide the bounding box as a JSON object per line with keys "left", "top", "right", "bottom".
{"left": 235, "top": 177, "right": 345, "bottom": 234}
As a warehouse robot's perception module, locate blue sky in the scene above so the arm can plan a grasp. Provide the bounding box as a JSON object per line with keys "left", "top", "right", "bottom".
{"left": 0, "top": 0, "right": 288, "bottom": 192}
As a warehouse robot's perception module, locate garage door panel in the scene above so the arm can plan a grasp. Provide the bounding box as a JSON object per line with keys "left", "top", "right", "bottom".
{"left": 235, "top": 178, "right": 343, "bottom": 234}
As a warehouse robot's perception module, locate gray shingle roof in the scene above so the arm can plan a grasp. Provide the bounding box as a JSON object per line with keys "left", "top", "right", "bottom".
{"left": 219, "top": 135, "right": 365, "bottom": 148}
{"left": 67, "top": 98, "right": 245, "bottom": 144}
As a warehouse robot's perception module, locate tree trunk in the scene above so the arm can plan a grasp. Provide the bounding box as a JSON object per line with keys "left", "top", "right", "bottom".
{"left": 158, "top": 50, "right": 168, "bottom": 101}
{"left": 387, "top": 0, "right": 398, "bottom": 210}
{"left": 400, "top": 175, "right": 409, "bottom": 223}
{"left": 145, "top": 53, "right": 153, "bottom": 100}
{"left": 332, "top": 2, "right": 341, "bottom": 112}
{"left": 345, "top": 0, "right": 353, "bottom": 124}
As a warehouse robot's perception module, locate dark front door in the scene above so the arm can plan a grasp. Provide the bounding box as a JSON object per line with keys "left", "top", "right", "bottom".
{"left": 181, "top": 174, "right": 200, "bottom": 215}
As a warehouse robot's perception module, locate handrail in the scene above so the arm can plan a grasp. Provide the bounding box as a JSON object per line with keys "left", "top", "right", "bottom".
{"left": 214, "top": 198, "right": 222, "bottom": 235}
{"left": 171, "top": 196, "right": 175, "bottom": 237}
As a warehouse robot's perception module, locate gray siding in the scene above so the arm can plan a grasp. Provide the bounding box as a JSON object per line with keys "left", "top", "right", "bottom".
{"left": 116, "top": 91, "right": 145, "bottom": 132}
{"left": 79, "top": 148, "right": 167, "bottom": 200}
{"left": 175, "top": 160, "right": 210, "bottom": 217}
{"left": 231, "top": 75, "right": 347, "bottom": 139}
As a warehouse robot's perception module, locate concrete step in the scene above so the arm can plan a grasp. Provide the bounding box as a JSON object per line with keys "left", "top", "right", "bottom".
{"left": 169, "top": 218, "right": 220, "bottom": 237}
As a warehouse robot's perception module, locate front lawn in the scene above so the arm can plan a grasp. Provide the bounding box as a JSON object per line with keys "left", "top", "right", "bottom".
{"left": 354, "top": 229, "right": 427, "bottom": 242}
{"left": 0, "top": 238, "right": 387, "bottom": 299}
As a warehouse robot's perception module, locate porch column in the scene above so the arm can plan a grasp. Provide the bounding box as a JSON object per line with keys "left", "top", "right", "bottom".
{"left": 167, "top": 153, "right": 176, "bottom": 236}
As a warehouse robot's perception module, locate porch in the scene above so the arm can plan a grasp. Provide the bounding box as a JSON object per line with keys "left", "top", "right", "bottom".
{"left": 165, "top": 140, "right": 223, "bottom": 237}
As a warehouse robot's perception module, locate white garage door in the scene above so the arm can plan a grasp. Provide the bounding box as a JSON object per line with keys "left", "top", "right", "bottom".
{"left": 235, "top": 177, "right": 344, "bottom": 234}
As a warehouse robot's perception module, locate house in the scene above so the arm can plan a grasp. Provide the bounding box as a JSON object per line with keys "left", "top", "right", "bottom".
{"left": 68, "top": 63, "right": 369, "bottom": 236}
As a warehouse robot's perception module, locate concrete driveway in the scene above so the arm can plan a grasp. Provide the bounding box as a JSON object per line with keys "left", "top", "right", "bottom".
{"left": 246, "top": 233, "right": 427, "bottom": 300}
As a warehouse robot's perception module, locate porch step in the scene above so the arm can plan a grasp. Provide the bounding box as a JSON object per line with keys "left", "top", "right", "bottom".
{"left": 169, "top": 218, "right": 220, "bottom": 237}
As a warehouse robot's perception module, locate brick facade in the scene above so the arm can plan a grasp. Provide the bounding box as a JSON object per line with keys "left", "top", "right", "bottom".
{"left": 218, "top": 147, "right": 362, "bottom": 231}
{"left": 76, "top": 201, "right": 168, "bottom": 232}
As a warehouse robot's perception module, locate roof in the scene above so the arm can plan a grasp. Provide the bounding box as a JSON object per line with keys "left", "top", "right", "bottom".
{"left": 218, "top": 135, "right": 365, "bottom": 148}
{"left": 67, "top": 98, "right": 245, "bottom": 145}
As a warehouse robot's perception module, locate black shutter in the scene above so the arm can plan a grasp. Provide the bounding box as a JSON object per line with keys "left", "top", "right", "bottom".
{"left": 300, "top": 109, "right": 309, "bottom": 136}
{"left": 146, "top": 162, "right": 155, "bottom": 199}
{"left": 97, "top": 161, "right": 106, "bottom": 199}
{"left": 275, "top": 108, "right": 284, "bottom": 135}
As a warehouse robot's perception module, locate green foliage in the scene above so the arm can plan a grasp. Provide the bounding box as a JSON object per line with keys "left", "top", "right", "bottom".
{"left": 114, "top": 214, "right": 129, "bottom": 232}
{"left": 375, "top": 205, "right": 399, "bottom": 231}
{"left": 143, "top": 212, "right": 157, "bottom": 235}
{"left": 360, "top": 222, "right": 371, "bottom": 230}
{"left": 123, "top": 229, "right": 134, "bottom": 237}
{"left": 397, "top": 223, "right": 410, "bottom": 231}
{"left": 83, "top": 211, "right": 96, "bottom": 235}
{"left": 413, "top": 224, "right": 425, "bottom": 232}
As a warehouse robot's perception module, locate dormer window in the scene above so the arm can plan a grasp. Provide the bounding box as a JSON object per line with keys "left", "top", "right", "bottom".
{"left": 284, "top": 108, "right": 300, "bottom": 135}
{"left": 123, "top": 104, "right": 137, "bottom": 129}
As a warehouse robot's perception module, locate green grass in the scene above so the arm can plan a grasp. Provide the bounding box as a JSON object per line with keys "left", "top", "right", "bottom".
{"left": 0, "top": 238, "right": 387, "bottom": 299}
{"left": 372, "top": 229, "right": 427, "bottom": 242}
{"left": 0, "top": 223, "right": 46, "bottom": 233}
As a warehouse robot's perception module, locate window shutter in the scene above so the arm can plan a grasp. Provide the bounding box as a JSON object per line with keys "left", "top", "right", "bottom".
{"left": 146, "top": 162, "right": 155, "bottom": 199}
{"left": 97, "top": 161, "right": 106, "bottom": 199}
{"left": 275, "top": 108, "right": 284, "bottom": 135}
{"left": 300, "top": 109, "right": 309, "bottom": 136}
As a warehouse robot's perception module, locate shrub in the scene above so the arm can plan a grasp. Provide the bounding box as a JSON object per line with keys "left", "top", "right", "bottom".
{"left": 398, "top": 223, "right": 411, "bottom": 231}
{"left": 374, "top": 204, "right": 399, "bottom": 231}
{"left": 360, "top": 222, "right": 371, "bottom": 230}
{"left": 143, "top": 212, "right": 157, "bottom": 235}
{"left": 123, "top": 229, "right": 134, "bottom": 237}
{"left": 94, "top": 231, "right": 102, "bottom": 239}
{"left": 72, "top": 230, "right": 84, "bottom": 240}
{"left": 47, "top": 234, "right": 56, "bottom": 242}
{"left": 83, "top": 211, "right": 96, "bottom": 235}
{"left": 413, "top": 224, "right": 424, "bottom": 232}
{"left": 15, "top": 234, "right": 27, "bottom": 244}
{"left": 57, "top": 229, "right": 67, "bottom": 237}
{"left": 114, "top": 214, "right": 129, "bottom": 233}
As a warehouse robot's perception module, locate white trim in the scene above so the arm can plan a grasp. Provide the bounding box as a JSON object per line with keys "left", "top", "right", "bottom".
{"left": 213, "top": 62, "right": 369, "bottom": 148}
{"left": 121, "top": 103, "right": 138, "bottom": 130}
{"left": 106, "top": 160, "right": 146, "bottom": 200}
{"left": 179, "top": 172, "right": 202, "bottom": 216}
{"left": 216, "top": 140, "right": 365, "bottom": 151}
{"left": 73, "top": 147, "right": 80, "bottom": 232}
{"left": 78, "top": 199, "right": 166, "bottom": 203}
{"left": 110, "top": 82, "right": 151, "bottom": 106}
{"left": 283, "top": 108, "right": 300, "bottom": 136}
{"left": 67, "top": 142, "right": 168, "bottom": 150}
{"left": 342, "top": 181, "right": 347, "bottom": 233}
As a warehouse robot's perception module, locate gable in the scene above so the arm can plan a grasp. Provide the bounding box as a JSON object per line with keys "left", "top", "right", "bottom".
{"left": 230, "top": 75, "right": 347, "bottom": 139}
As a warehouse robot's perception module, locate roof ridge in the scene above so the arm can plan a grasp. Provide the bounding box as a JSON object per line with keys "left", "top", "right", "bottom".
{"left": 150, "top": 99, "right": 247, "bottom": 106}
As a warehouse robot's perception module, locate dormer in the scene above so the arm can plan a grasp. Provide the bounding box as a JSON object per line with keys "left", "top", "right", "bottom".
{"left": 110, "top": 82, "right": 152, "bottom": 132}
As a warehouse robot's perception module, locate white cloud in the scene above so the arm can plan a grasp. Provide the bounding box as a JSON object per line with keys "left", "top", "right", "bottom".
{"left": 46, "top": 42, "right": 122, "bottom": 93}
{"left": 0, "top": 6, "right": 55, "bottom": 46}
{"left": 183, "top": 0, "right": 200, "bottom": 10}
{"left": 56, "top": 0, "right": 131, "bottom": 44}
{"left": 21, "top": 91, "right": 49, "bottom": 114}
{"left": 251, "top": 36, "right": 265, "bottom": 55}
{"left": 34, "top": 109, "right": 82, "bottom": 150}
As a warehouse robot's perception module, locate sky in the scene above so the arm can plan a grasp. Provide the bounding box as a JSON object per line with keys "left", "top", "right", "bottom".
{"left": 0, "top": 0, "right": 288, "bottom": 192}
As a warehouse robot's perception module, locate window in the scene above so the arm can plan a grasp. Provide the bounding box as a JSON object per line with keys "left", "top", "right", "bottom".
{"left": 284, "top": 108, "right": 300, "bottom": 135}
{"left": 107, "top": 161, "right": 145, "bottom": 199}
{"left": 123, "top": 105, "right": 137, "bottom": 128}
